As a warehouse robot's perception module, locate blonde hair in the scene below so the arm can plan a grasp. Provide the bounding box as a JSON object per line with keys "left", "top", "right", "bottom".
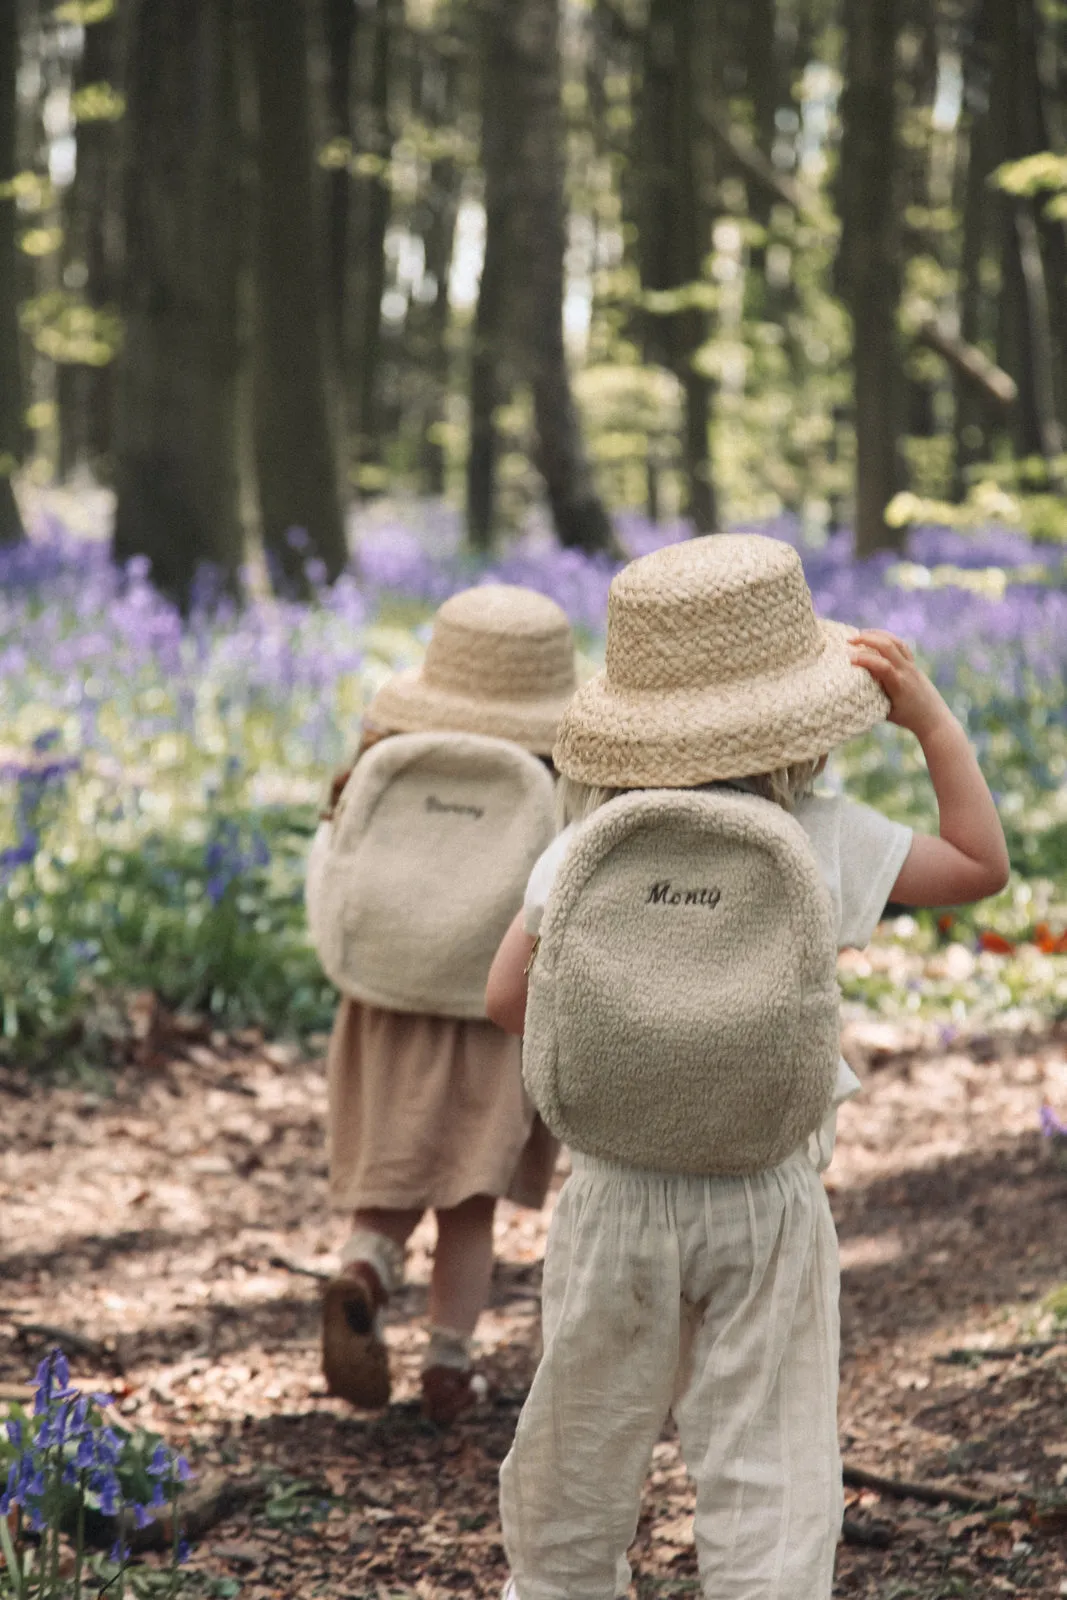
{"left": 556, "top": 757, "right": 826, "bottom": 828}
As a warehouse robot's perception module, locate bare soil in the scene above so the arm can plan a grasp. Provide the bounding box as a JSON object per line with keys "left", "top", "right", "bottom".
{"left": 2, "top": 1014, "right": 1066, "bottom": 1598}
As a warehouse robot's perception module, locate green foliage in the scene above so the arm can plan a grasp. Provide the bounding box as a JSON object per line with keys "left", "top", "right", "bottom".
{"left": 70, "top": 82, "right": 126, "bottom": 124}
{"left": 53, "top": 0, "right": 115, "bottom": 21}
{"left": 0, "top": 805, "right": 335, "bottom": 1072}
{"left": 21, "top": 292, "right": 122, "bottom": 367}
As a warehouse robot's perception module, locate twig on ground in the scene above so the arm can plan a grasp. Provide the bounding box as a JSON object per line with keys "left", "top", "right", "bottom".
{"left": 267, "top": 1253, "right": 332, "bottom": 1282}
{"left": 0, "top": 1384, "right": 34, "bottom": 1404}
{"left": 935, "top": 1336, "right": 1067, "bottom": 1364}
{"left": 13, "top": 1322, "right": 119, "bottom": 1369}
{"left": 842, "top": 1463, "right": 1000, "bottom": 1511}
{"left": 122, "top": 1472, "right": 267, "bottom": 1553}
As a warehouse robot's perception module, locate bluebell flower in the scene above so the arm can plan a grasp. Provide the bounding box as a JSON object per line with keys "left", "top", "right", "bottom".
{"left": 97, "top": 1427, "right": 123, "bottom": 1464}
{"left": 75, "top": 1433, "right": 96, "bottom": 1469}
{"left": 95, "top": 1476, "right": 119, "bottom": 1517}
{"left": 109, "top": 1538, "right": 130, "bottom": 1564}
{"left": 26, "top": 1506, "right": 46, "bottom": 1533}
{"left": 131, "top": 1502, "right": 154, "bottom": 1529}
{"left": 1040, "top": 1102, "right": 1067, "bottom": 1139}
{"left": 177, "top": 1537, "right": 191, "bottom": 1564}
{"left": 146, "top": 1443, "right": 170, "bottom": 1478}
{"left": 5, "top": 1419, "right": 22, "bottom": 1447}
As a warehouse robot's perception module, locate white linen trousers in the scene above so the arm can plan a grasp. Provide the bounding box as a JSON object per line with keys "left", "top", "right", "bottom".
{"left": 499, "top": 1149, "right": 842, "bottom": 1600}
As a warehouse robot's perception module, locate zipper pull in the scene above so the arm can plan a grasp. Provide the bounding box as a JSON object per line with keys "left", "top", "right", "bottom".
{"left": 524, "top": 935, "right": 541, "bottom": 977}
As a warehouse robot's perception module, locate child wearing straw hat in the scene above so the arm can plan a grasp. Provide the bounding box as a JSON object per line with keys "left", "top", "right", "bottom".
{"left": 486, "top": 534, "right": 1008, "bottom": 1599}
{"left": 312, "top": 583, "right": 577, "bottom": 1425}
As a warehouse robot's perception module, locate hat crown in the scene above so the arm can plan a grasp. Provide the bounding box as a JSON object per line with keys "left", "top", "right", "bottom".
{"left": 423, "top": 584, "right": 576, "bottom": 703}
{"left": 605, "top": 535, "right": 823, "bottom": 693}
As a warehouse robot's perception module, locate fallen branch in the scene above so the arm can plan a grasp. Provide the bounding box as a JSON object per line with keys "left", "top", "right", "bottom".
{"left": 132, "top": 1472, "right": 266, "bottom": 1552}
{"left": 69, "top": 1473, "right": 268, "bottom": 1553}
{"left": 934, "top": 1337, "right": 1067, "bottom": 1363}
{"left": 842, "top": 1463, "right": 998, "bottom": 1511}
{"left": 0, "top": 1385, "right": 33, "bottom": 1405}
{"left": 915, "top": 321, "right": 1018, "bottom": 409}
{"left": 936, "top": 1336, "right": 1067, "bottom": 1364}
{"left": 13, "top": 1323, "right": 118, "bottom": 1369}
{"left": 267, "top": 1254, "right": 332, "bottom": 1282}
{"left": 841, "top": 1515, "right": 893, "bottom": 1548}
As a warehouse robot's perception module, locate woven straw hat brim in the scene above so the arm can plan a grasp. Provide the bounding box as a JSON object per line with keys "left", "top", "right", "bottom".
{"left": 553, "top": 619, "right": 890, "bottom": 787}
{"left": 367, "top": 666, "right": 572, "bottom": 755}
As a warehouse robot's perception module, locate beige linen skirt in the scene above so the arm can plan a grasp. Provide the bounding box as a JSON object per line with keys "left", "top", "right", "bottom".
{"left": 327, "top": 998, "right": 559, "bottom": 1214}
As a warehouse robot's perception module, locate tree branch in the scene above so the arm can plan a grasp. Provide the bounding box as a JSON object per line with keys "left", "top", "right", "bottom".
{"left": 843, "top": 1463, "right": 1000, "bottom": 1511}
{"left": 696, "top": 101, "right": 822, "bottom": 219}
{"left": 915, "top": 321, "right": 1018, "bottom": 409}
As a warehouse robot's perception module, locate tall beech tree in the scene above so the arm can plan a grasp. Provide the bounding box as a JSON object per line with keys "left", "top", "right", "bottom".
{"left": 837, "top": 0, "right": 904, "bottom": 555}
{"left": 112, "top": 0, "right": 242, "bottom": 600}
{"left": 469, "top": 0, "right": 614, "bottom": 552}
{"left": 345, "top": 0, "right": 393, "bottom": 494}
{"left": 57, "top": 5, "right": 123, "bottom": 482}
{"left": 247, "top": 0, "right": 345, "bottom": 595}
{"left": 0, "top": 0, "right": 24, "bottom": 543}
{"left": 635, "top": 0, "right": 719, "bottom": 532}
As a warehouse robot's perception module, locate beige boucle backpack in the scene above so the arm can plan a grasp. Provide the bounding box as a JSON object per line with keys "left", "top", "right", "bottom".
{"left": 522, "top": 787, "right": 840, "bottom": 1175}
{"left": 308, "top": 731, "right": 556, "bottom": 1018}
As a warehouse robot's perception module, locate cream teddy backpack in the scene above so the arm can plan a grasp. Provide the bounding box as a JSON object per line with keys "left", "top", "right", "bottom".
{"left": 307, "top": 731, "right": 556, "bottom": 1018}
{"left": 522, "top": 787, "right": 840, "bottom": 1175}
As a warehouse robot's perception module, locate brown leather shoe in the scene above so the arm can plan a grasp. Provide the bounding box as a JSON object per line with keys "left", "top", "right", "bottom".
{"left": 420, "top": 1364, "right": 487, "bottom": 1426}
{"left": 321, "top": 1263, "right": 390, "bottom": 1408}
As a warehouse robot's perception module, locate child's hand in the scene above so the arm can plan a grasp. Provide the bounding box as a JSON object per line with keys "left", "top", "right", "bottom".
{"left": 847, "top": 630, "right": 952, "bottom": 741}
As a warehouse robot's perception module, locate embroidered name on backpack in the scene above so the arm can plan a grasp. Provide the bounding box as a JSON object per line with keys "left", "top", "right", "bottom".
{"left": 646, "top": 881, "right": 721, "bottom": 908}
{"left": 425, "top": 794, "right": 484, "bottom": 820}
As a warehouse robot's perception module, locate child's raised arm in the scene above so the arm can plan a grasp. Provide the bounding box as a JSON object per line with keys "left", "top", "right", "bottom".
{"left": 486, "top": 912, "right": 536, "bottom": 1036}
{"left": 849, "top": 629, "right": 1010, "bottom": 908}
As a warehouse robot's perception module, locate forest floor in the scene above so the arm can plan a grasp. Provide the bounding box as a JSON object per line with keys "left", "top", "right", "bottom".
{"left": 2, "top": 1008, "right": 1067, "bottom": 1599}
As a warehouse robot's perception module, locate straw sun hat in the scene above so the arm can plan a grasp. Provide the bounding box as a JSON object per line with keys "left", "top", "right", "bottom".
{"left": 553, "top": 534, "right": 890, "bottom": 788}
{"left": 367, "top": 583, "right": 577, "bottom": 755}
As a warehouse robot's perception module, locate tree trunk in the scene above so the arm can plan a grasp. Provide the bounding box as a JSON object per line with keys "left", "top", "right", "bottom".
{"left": 411, "top": 33, "right": 461, "bottom": 499}
{"left": 0, "top": 0, "right": 24, "bottom": 542}
{"left": 468, "top": 0, "right": 613, "bottom": 552}
{"left": 322, "top": 0, "right": 354, "bottom": 376}
{"left": 346, "top": 0, "right": 391, "bottom": 494}
{"left": 247, "top": 0, "right": 346, "bottom": 596}
{"left": 57, "top": 9, "right": 123, "bottom": 483}
{"left": 466, "top": 163, "right": 510, "bottom": 552}
{"left": 112, "top": 0, "right": 242, "bottom": 601}
{"left": 636, "top": 0, "right": 719, "bottom": 533}
{"left": 837, "top": 0, "right": 904, "bottom": 556}
{"left": 899, "top": 0, "right": 940, "bottom": 447}
{"left": 954, "top": 2, "right": 995, "bottom": 497}
{"left": 742, "top": 0, "right": 777, "bottom": 283}
{"left": 513, "top": 0, "right": 614, "bottom": 552}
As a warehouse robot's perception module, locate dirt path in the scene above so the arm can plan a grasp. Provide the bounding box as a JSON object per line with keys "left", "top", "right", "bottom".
{"left": 2, "top": 1018, "right": 1066, "bottom": 1598}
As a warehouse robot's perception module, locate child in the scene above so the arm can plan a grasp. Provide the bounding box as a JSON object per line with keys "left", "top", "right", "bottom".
{"left": 485, "top": 534, "right": 1008, "bottom": 1599}
{"left": 316, "top": 583, "right": 577, "bottom": 1425}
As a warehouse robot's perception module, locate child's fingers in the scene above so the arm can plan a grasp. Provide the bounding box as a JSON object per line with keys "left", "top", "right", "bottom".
{"left": 848, "top": 629, "right": 913, "bottom": 666}
{"left": 848, "top": 644, "right": 901, "bottom": 692}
